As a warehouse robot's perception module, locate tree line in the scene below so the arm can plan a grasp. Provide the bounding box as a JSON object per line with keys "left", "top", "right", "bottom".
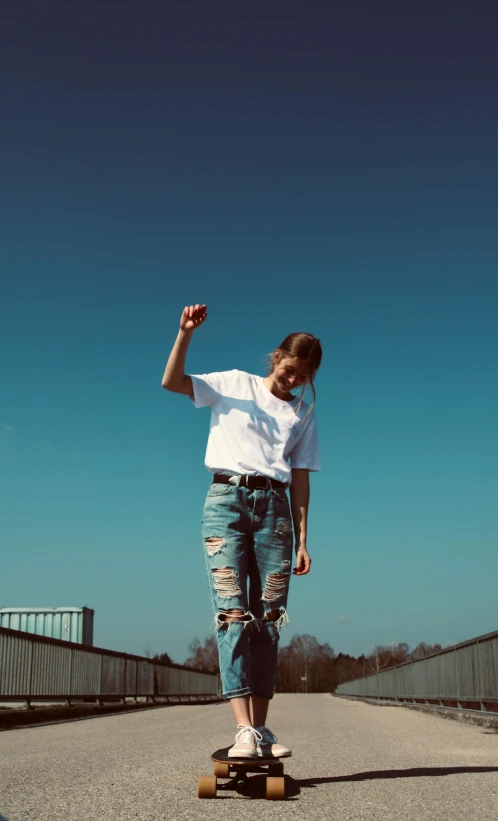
{"left": 174, "top": 633, "right": 446, "bottom": 692}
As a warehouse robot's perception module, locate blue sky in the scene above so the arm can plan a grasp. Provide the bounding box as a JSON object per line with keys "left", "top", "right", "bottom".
{"left": 1, "top": 2, "right": 497, "bottom": 664}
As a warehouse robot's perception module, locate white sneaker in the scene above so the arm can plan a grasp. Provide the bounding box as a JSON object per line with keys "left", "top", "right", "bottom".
{"left": 255, "top": 726, "right": 292, "bottom": 757}
{"left": 228, "top": 724, "right": 263, "bottom": 759}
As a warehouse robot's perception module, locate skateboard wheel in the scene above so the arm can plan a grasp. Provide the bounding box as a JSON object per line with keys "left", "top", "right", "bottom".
{"left": 269, "top": 762, "right": 284, "bottom": 776}
{"left": 266, "top": 776, "right": 285, "bottom": 800}
{"left": 198, "top": 775, "right": 217, "bottom": 798}
{"left": 213, "top": 761, "right": 230, "bottom": 777}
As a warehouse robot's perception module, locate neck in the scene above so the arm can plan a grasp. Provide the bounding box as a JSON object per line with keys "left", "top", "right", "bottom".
{"left": 263, "top": 374, "right": 294, "bottom": 401}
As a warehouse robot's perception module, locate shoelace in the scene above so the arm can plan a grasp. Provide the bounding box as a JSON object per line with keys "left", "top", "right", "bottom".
{"left": 258, "top": 726, "right": 277, "bottom": 743}
{"left": 235, "top": 724, "right": 263, "bottom": 744}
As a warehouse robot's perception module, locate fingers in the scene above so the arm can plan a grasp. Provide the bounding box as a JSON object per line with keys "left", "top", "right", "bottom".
{"left": 186, "top": 304, "right": 207, "bottom": 317}
{"left": 193, "top": 304, "right": 207, "bottom": 326}
{"left": 181, "top": 304, "right": 208, "bottom": 329}
{"left": 293, "top": 551, "right": 311, "bottom": 576}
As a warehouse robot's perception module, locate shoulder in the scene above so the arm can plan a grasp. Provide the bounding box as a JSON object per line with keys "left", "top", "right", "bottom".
{"left": 194, "top": 369, "right": 241, "bottom": 385}
{"left": 223, "top": 369, "right": 243, "bottom": 387}
{"left": 205, "top": 369, "right": 245, "bottom": 395}
{"left": 227, "top": 370, "right": 258, "bottom": 389}
{"left": 293, "top": 403, "right": 319, "bottom": 434}
{"left": 292, "top": 394, "right": 312, "bottom": 419}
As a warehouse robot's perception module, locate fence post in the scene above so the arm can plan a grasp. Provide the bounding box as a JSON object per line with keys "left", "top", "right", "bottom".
{"left": 455, "top": 649, "right": 461, "bottom": 708}
{"left": 27, "top": 638, "right": 34, "bottom": 709}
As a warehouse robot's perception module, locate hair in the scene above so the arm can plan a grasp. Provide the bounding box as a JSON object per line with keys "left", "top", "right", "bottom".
{"left": 266, "top": 332, "right": 322, "bottom": 420}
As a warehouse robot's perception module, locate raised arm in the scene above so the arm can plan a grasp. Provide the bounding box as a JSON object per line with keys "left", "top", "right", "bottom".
{"left": 161, "top": 304, "right": 207, "bottom": 398}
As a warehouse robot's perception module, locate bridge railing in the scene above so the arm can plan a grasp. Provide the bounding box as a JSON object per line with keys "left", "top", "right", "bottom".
{"left": 335, "top": 627, "right": 498, "bottom": 713}
{"left": 0, "top": 626, "right": 220, "bottom": 708}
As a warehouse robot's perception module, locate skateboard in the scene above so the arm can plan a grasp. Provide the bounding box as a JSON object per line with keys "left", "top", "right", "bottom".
{"left": 198, "top": 746, "right": 289, "bottom": 800}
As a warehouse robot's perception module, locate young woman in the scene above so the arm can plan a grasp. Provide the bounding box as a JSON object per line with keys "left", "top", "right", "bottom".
{"left": 162, "top": 303, "right": 322, "bottom": 759}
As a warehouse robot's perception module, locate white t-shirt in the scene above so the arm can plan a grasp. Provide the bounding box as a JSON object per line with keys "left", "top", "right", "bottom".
{"left": 190, "top": 369, "right": 320, "bottom": 485}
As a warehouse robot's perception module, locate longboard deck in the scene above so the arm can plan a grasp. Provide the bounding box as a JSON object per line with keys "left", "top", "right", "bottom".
{"left": 211, "top": 746, "right": 290, "bottom": 767}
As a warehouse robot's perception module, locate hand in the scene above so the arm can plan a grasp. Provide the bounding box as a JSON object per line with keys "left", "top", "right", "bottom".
{"left": 180, "top": 304, "right": 207, "bottom": 332}
{"left": 293, "top": 546, "right": 311, "bottom": 576}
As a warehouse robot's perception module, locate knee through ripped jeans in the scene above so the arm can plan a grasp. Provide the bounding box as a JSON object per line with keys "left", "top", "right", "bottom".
{"left": 202, "top": 477, "right": 293, "bottom": 700}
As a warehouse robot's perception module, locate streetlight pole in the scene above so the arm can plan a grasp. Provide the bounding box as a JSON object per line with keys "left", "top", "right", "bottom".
{"left": 298, "top": 636, "right": 308, "bottom": 694}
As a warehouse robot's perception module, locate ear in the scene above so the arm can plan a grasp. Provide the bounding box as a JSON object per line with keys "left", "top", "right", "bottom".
{"left": 273, "top": 348, "right": 283, "bottom": 365}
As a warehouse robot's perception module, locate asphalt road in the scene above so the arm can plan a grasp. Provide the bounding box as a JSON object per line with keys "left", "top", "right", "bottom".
{"left": 1, "top": 693, "right": 497, "bottom": 820}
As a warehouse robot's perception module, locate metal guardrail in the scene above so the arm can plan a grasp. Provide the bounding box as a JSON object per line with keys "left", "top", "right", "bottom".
{"left": 0, "top": 627, "right": 220, "bottom": 708}
{"left": 335, "top": 627, "right": 498, "bottom": 713}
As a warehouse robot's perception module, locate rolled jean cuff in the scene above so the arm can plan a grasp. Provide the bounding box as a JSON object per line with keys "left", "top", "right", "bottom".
{"left": 223, "top": 686, "right": 253, "bottom": 700}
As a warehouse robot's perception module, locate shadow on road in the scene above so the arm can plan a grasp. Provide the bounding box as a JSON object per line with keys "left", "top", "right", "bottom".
{"left": 212, "top": 766, "right": 498, "bottom": 799}
{"left": 297, "top": 765, "right": 498, "bottom": 788}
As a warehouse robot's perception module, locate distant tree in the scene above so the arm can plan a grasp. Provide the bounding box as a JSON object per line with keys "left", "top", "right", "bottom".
{"left": 152, "top": 651, "right": 173, "bottom": 665}
{"left": 181, "top": 630, "right": 450, "bottom": 689}
{"left": 409, "top": 642, "right": 443, "bottom": 660}
{"left": 276, "top": 633, "right": 336, "bottom": 693}
{"left": 143, "top": 645, "right": 173, "bottom": 665}
{"left": 334, "top": 652, "right": 363, "bottom": 686}
{"left": 185, "top": 636, "right": 219, "bottom": 673}
{"left": 361, "top": 642, "right": 410, "bottom": 676}
{"left": 358, "top": 641, "right": 447, "bottom": 678}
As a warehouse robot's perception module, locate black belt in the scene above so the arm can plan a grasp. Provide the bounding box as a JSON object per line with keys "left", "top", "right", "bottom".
{"left": 212, "top": 473, "right": 287, "bottom": 490}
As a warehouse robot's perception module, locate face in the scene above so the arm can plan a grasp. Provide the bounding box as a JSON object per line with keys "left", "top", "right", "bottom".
{"left": 272, "top": 352, "right": 310, "bottom": 396}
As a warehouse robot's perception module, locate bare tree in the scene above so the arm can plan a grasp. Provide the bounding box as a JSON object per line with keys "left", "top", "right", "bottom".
{"left": 363, "top": 642, "right": 411, "bottom": 675}
{"left": 182, "top": 631, "right": 448, "bottom": 691}
{"left": 184, "top": 635, "right": 219, "bottom": 673}
{"left": 409, "top": 641, "right": 443, "bottom": 660}
{"left": 276, "top": 634, "right": 336, "bottom": 692}
{"left": 143, "top": 645, "right": 173, "bottom": 665}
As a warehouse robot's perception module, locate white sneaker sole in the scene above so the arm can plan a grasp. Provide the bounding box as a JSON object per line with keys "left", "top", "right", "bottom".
{"left": 258, "top": 747, "right": 292, "bottom": 758}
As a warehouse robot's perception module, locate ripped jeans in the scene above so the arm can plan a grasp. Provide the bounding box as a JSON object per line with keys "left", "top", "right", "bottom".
{"left": 202, "top": 478, "right": 293, "bottom": 700}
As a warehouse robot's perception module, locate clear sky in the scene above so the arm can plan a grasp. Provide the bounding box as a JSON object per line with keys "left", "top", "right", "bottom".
{"left": 2, "top": 1, "right": 497, "bottom": 665}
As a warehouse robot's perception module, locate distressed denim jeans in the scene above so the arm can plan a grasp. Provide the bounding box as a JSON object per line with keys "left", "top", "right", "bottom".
{"left": 202, "top": 478, "right": 293, "bottom": 700}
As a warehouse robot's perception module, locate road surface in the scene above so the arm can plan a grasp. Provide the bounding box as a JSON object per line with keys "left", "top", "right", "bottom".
{"left": 1, "top": 693, "right": 497, "bottom": 820}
